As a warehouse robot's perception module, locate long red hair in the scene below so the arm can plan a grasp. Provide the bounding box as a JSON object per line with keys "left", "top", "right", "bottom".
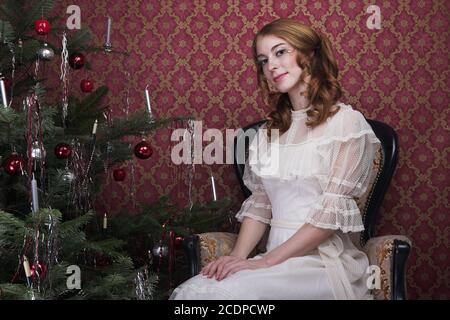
{"left": 252, "top": 18, "right": 342, "bottom": 135}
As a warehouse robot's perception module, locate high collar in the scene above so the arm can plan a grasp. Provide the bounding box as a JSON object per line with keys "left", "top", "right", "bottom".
{"left": 291, "top": 107, "right": 309, "bottom": 120}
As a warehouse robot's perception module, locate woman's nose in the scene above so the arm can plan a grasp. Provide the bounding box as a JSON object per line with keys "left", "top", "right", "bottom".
{"left": 267, "top": 58, "right": 278, "bottom": 71}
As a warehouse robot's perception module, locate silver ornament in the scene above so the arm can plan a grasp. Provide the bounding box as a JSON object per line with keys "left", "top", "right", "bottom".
{"left": 152, "top": 244, "right": 168, "bottom": 258}
{"left": 62, "top": 169, "right": 74, "bottom": 182}
{"left": 31, "top": 141, "right": 46, "bottom": 160}
{"left": 37, "top": 43, "right": 54, "bottom": 61}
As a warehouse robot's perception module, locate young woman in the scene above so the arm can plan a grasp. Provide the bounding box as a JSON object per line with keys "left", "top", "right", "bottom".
{"left": 170, "top": 18, "right": 380, "bottom": 300}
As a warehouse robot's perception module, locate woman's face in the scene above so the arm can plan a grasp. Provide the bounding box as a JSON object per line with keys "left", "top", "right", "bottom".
{"left": 255, "top": 35, "right": 304, "bottom": 94}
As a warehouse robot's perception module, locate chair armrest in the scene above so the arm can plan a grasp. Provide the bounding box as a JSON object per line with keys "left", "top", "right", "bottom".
{"left": 363, "top": 235, "right": 412, "bottom": 300}
{"left": 183, "top": 232, "right": 238, "bottom": 277}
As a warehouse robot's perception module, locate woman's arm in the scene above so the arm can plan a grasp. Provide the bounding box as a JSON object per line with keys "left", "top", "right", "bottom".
{"left": 262, "top": 223, "right": 335, "bottom": 267}
{"left": 212, "top": 223, "right": 335, "bottom": 281}
{"left": 200, "top": 217, "right": 267, "bottom": 278}
{"left": 230, "top": 217, "right": 268, "bottom": 258}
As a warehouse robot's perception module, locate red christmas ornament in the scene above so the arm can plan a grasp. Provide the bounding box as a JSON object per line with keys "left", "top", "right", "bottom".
{"left": 113, "top": 168, "right": 126, "bottom": 181}
{"left": 80, "top": 79, "right": 94, "bottom": 92}
{"left": 68, "top": 53, "right": 85, "bottom": 69}
{"left": 134, "top": 140, "right": 153, "bottom": 159}
{"left": 30, "top": 261, "right": 47, "bottom": 280}
{"left": 54, "top": 143, "right": 72, "bottom": 159}
{"left": 174, "top": 236, "right": 184, "bottom": 249}
{"left": 3, "top": 154, "right": 24, "bottom": 175}
{"left": 34, "top": 19, "right": 50, "bottom": 35}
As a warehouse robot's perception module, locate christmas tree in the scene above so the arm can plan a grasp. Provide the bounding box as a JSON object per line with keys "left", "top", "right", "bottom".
{"left": 0, "top": 0, "right": 233, "bottom": 299}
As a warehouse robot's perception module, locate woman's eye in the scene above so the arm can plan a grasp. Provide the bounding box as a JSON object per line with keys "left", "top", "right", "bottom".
{"left": 258, "top": 59, "right": 268, "bottom": 66}
{"left": 276, "top": 49, "right": 286, "bottom": 56}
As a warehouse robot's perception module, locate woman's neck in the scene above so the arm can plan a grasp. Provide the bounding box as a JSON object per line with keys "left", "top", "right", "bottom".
{"left": 289, "top": 93, "right": 309, "bottom": 111}
{"left": 288, "top": 76, "right": 310, "bottom": 111}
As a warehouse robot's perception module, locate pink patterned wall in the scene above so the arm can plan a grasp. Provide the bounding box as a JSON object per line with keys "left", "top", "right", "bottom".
{"left": 49, "top": 0, "right": 449, "bottom": 299}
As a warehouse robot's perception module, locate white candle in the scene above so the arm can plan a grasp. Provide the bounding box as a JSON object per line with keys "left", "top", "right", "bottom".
{"left": 211, "top": 175, "right": 217, "bottom": 201}
{"left": 145, "top": 86, "right": 152, "bottom": 116}
{"left": 106, "top": 16, "right": 112, "bottom": 44}
{"left": 0, "top": 78, "right": 7, "bottom": 108}
{"left": 23, "top": 256, "right": 32, "bottom": 277}
{"left": 31, "top": 173, "right": 39, "bottom": 214}
{"left": 23, "top": 255, "right": 32, "bottom": 287}
{"left": 103, "top": 213, "right": 107, "bottom": 229}
{"left": 92, "top": 119, "right": 98, "bottom": 135}
{"left": 23, "top": 255, "right": 33, "bottom": 288}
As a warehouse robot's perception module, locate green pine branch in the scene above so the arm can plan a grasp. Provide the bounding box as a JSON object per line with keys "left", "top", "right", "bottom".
{"left": 0, "top": 19, "right": 14, "bottom": 42}
{"left": 0, "top": 283, "right": 30, "bottom": 300}
{"left": 0, "top": 0, "right": 218, "bottom": 300}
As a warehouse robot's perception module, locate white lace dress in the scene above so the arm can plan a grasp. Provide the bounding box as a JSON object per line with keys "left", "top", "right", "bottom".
{"left": 170, "top": 102, "right": 381, "bottom": 300}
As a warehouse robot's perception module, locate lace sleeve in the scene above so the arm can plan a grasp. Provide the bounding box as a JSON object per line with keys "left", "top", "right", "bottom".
{"left": 305, "top": 109, "right": 381, "bottom": 232}
{"left": 235, "top": 164, "right": 272, "bottom": 224}
{"left": 235, "top": 130, "right": 272, "bottom": 225}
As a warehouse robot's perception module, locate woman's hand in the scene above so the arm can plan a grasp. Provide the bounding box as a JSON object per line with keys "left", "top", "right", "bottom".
{"left": 200, "top": 255, "right": 269, "bottom": 281}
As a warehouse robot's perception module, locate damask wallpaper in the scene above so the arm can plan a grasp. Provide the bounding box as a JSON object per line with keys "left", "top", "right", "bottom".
{"left": 49, "top": 0, "right": 449, "bottom": 299}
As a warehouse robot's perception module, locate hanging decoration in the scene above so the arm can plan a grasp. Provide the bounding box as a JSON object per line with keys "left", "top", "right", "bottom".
{"left": 30, "top": 261, "right": 47, "bottom": 280}
{"left": 113, "top": 167, "right": 126, "bottom": 181}
{"left": 54, "top": 143, "right": 72, "bottom": 159}
{"left": 68, "top": 52, "right": 85, "bottom": 69}
{"left": 43, "top": 214, "right": 60, "bottom": 275}
{"left": 130, "top": 155, "right": 137, "bottom": 208}
{"left": 174, "top": 235, "right": 184, "bottom": 250}
{"left": 25, "top": 93, "right": 46, "bottom": 213}
{"left": 37, "top": 43, "right": 54, "bottom": 61}
{"left": 62, "top": 167, "right": 75, "bottom": 183}
{"left": 134, "top": 267, "right": 156, "bottom": 300}
{"left": 8, "top": 46, "right": 16, "bottom": 106}
{"left": 3, "top": 153, "right": 24, "bottom": 175}
{"left": 66, "top": 120, "right": 98, "bottom": 214}
{"left": 187, "top": 119, "right": 195, "bottom": 210}
{"left": 80, "top": 79, "right": 94, "bottom": 92}
{"left": 60, "top": 32, "right": 69, "bottom": 125}
{"left": 34, "top": 19, "right": 50, "bottom": 35}
{"left": 34, "top": 57, "right": 40, "bottom": 80}
{"left": 31, "top": 141, "right": 45, "bottom": 160}
{"left": 152, "top": 243, "right": 168, "bottom": 258}
{"left": 133, "top": 140, "right": 153, "bottom": 159}
{"left": 69, "top": 140, "right": 90, "bottom": 213}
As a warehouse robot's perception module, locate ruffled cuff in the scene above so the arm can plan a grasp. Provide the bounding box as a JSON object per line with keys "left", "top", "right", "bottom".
{"left": 235, "top": 193, "right": 272, "bottom": 225}
{"left": 305, "top": 193, "right": 364, "bottom": 233}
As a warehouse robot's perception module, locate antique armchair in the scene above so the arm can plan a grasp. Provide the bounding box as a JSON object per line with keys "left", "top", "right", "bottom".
{"left": 183, "top": 118, "right": 412, "bottom": 300}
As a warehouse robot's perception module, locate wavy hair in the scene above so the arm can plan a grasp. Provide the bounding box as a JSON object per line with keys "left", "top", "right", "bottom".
{"left": 252, "top": 18, "right": 342, "bottom": 135}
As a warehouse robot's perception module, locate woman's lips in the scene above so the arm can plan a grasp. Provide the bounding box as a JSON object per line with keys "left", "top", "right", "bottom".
{"left": 274, "top": 72, "right": 288, "bottom": 82}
